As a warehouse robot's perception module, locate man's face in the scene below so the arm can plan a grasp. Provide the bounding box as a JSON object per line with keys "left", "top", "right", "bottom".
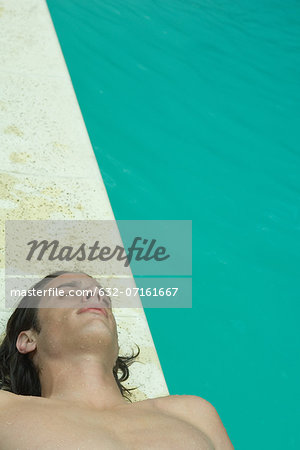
{"left": 32, "top": 273, "right": 119, "bottom": 365}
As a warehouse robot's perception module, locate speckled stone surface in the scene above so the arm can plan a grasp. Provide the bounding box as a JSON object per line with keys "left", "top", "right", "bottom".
{"left": 0, "top": 0, "right": 168, "bottom": 400}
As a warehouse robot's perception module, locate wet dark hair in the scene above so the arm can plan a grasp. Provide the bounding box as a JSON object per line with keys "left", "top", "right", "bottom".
{"left": 0, "top": 271, "right": 139, "bottom": 400}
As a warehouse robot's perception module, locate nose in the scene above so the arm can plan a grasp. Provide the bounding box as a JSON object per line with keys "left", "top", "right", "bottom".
{"left": 82, "top": 286, "right": 111, "bottom": 308}
{"left": 82, "top": 288, "right": 99, "bottom": 303}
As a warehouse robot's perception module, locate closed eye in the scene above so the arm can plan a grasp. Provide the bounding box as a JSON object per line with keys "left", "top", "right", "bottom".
{"left": 59, "top": 289, "right": 72, "bottom": 297}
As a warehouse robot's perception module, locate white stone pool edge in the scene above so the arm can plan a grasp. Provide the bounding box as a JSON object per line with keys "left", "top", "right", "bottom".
{"left": 0, "top": 0, "right": 168, "bottom": 400}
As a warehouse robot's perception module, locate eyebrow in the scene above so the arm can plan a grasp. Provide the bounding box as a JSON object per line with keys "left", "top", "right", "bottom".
{"left": 56, "top": 281, "right": 79, "bottom": 289}
{"left": 56, "top": 281, "right": 103, "bottom": 290}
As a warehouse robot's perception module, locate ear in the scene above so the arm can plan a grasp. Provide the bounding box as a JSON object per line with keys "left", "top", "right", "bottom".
{"left": 16, "top": 330, "right": 37, "bottom": 355}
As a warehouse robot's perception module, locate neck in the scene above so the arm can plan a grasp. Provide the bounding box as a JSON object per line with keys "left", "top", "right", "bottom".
{"left": 38, "top": 354, "right": 127, "bottom": 410}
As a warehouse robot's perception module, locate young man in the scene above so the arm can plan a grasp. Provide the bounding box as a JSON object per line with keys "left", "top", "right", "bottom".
{"left": 0, "top": 272, "right": 233, "bottom": 449}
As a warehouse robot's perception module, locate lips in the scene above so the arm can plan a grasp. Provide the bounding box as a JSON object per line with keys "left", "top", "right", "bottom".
{"left": 77, "top": 307, "right": 108, "bottom": 317}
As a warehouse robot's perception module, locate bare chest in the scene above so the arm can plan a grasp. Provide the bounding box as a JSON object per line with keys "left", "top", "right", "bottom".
{"left": 0, "top": 401, "right": 214, "bottom": 450}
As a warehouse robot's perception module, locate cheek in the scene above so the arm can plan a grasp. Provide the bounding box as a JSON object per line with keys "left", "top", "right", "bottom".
{"left": 37, "top": 310, "right": 72, "bottom": 348}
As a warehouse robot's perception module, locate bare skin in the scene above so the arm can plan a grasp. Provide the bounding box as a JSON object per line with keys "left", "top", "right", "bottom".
{"left": 0, "top": 273, "right": 233, "bottom": 450}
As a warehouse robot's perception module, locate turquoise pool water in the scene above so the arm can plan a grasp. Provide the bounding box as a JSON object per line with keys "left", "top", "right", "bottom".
{"left": 47, "top": 1, "right": 300, "bottom": 448}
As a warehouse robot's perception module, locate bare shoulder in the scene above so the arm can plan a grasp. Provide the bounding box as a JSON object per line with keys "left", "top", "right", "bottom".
{"left": 0, "top": 390, "right": 19, "bottom": 412}
{"left": 152, "top": 393, "right": 216, "bottom": 413}
{"left": 151, "top": 395, "right": 234, "bottom": 450}
{"left": 0, "top": 389, "right": 16, "bottom": 402}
